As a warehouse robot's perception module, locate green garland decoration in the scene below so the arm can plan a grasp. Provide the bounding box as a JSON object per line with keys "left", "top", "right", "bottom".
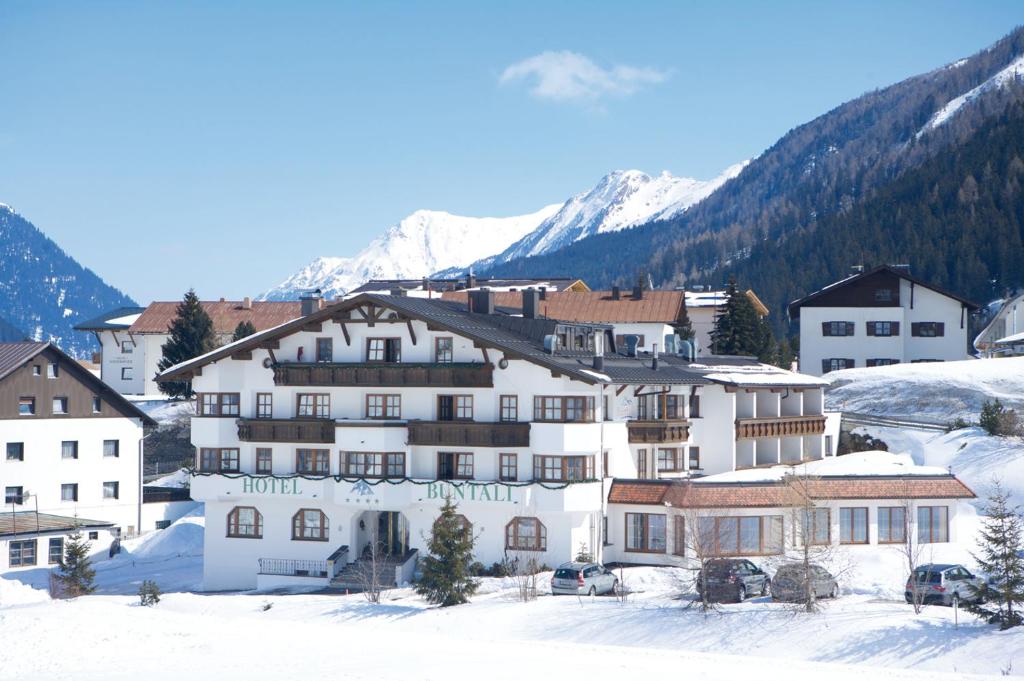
{"left": 187, "top": 468, "right": 595, "bottom": 490}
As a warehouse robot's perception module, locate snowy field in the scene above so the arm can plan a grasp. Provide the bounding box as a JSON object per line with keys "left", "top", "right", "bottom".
{"left": 0, "top": 512, "right": 1020, "bottom": 680}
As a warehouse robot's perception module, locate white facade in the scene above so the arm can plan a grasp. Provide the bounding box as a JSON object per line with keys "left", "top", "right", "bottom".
{"left": 1, "top": 524, "right": 120, "bottom": 572}
{"left": 975, "top": 291, "right": 1024, "bottom": 357}
{"left": 93, "top": 328, "right": 155, "bottom": 395}
{"left": 795, "top": 272, "right": 975, "bottom": 376}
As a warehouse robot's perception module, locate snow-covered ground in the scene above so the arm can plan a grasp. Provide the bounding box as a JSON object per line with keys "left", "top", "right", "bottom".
{"left": 0, "top": 510, "right": 1017, "bottom": 680}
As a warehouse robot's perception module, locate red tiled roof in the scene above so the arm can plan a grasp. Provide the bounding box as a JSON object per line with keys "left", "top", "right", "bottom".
{"left": 442, "top": 290, "right": 687, "bottom": 323}
{"left": 607, "top": 480, "right": 670, "bottom": 504}
{"left": 130, "top": 301, "right": 303, "bottom": 334}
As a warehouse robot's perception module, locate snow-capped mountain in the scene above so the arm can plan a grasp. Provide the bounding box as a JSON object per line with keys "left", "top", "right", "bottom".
{"left": 261, "top": 164, "right": 745, "bottom": 300}
{"left": 259, "top": 205, "right": 561, "bottom": 301}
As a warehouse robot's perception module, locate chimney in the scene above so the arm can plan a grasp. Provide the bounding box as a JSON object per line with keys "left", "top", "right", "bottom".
{"left": 469, "top": 288, "right": 494, "bottom": 315}
{"left": 592, "top": 331, "right": 604, "bottom": 372}
{"left": 632, "top": 283, "right": 643, "bottom": 300}
{"left": 242, "top": 296, "right": 252, "bottom": 309}
{"left": 652, "top": 342, "right": 659, "bottom": 371}
{"left": 522, "top": 289, "right": 540, "bottom": 319}
{"left": 300, "top": 289, "right": 322, "bottom": 316}
{"left": 467, "top": 272, "right": 477, "bottom": 289}
{"left": 390, "top": 287, "right": 407, "bottom": 297}
{"left": 850, "top": 264, "right": 865, "bottom": 276}
{"left": 611, "top": 286, "right": 620, "bottom": 301}
{"left": 625, "top": 335, "right": 640, "bottom": 357}
{"left": 539, "top": 286, "right": 547, "bottom": 301}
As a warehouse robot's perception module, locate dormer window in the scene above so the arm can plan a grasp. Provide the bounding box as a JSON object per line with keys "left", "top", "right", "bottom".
{"left": 367, "top": 338, "right": 401, "bottom": 363}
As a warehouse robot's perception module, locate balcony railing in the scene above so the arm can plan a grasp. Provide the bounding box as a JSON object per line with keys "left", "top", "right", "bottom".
{"left": 627, "top": 419, "right": 691, "bottom": 444}
{"left": 257, "top": 558, "right": 328, "bottom": 578}
{"left": 237, "top": 418, "right": 336, "bottom": 444}
{"left": 272, "top": 362, "right": 493, "bottom": 388}
{"left": 407, "top": 420, "right": 530, "bottom": 447}
{"left": 735, "top": 415, "right": 827, "bottom": 440}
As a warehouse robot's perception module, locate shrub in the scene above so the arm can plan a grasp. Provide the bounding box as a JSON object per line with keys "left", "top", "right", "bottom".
{"left": 138, "top": 580, "right": 161, "bottom": 607}
{"left": 980, "top": 400, "right": 1021, "bottom": 437}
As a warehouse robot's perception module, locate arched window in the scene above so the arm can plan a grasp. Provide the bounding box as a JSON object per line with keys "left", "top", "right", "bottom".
{"left": 227, "top": 506, "right": 262, "bottom": 538}
{"left": 292, "top": 508, "right": 329, "bottom": 541}
{"left": 505, "top": 517, "right": 546, "bottom": 551}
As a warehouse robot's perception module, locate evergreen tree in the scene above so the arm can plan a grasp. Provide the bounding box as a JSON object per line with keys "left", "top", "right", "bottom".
{"left": 157, "top": 289, "right": 217, "bottom": 398}
{"left": 775, "top": 337, "right": 796, "bottom": 370}
{"left": 231, "top": 320, "right": 257, "bottom": 342}
{"left": 138, "top": 580, "right": 161, "bottom": 606}
{"left": 415, "top": 498, "right": 478, "bottom": 606}
{"left": 710, "top": 278, "right": 766, "bottom": 356}
{"left": 55, "top": 527, "right": 96, "bottom": 597}
{"left": 965, "top": 481, "right": 1024, "bottom": 629}
{"left": 673, "top": 290, "right": 694, "bottom": 341}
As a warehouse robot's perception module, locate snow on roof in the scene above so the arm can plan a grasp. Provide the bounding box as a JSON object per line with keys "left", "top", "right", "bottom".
{"left": 695, "top": 451, "right": 950, "bottom": 484}
{"left": 687, "top": 362, "right": 828, "bottom": 387}
{"left": 994, "top": 331, "right": 1024, "bottom": 345}
{"left": 106, "top": 313, "right": 142, "bottom": 326}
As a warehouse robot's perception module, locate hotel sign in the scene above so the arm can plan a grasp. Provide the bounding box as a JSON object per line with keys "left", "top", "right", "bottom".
{"left": 426, "top": 481, "right": 515, "bottom": 503}
{"left": 241, "top": 477, "right": 302, "bottom": 495}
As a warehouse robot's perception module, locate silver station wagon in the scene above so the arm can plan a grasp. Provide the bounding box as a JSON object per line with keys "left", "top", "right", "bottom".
{"left": 550, "top": 562, "right": 619, "bottom": 596}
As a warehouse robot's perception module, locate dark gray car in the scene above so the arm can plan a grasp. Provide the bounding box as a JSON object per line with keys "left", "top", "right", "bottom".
{"left": 771, "top": 563, "right": 839, "bottom": 601}
{"left": 905, "top": 564, "right": 985, "bottom": 606}
{"left": 696, "top": 559, "right": 770, "bottom": 602}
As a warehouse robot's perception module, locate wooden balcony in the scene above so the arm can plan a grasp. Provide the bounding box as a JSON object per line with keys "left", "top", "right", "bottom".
{"left": 627, "top": 419, "right": 691, "bottom": 444}
{"left": 735, "top": 415, "right": 826, "bottom": 440}
{"left": 272, "top": 362, "right": 493, "bottom": 388}
{"left": 237, "top": 418, "right": 336, "bottom": 444}
{"left": 407, "top": 420, "right": 530, "bottom": 448}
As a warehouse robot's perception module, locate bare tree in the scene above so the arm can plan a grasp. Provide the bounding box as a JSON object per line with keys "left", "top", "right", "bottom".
{"left": 891, "top": 486, "right": 928, "bottom": 614}
{"left": 354, "top": 523, "right": 391, "bottom": 604}
{"left": 505, "top": 551, "right": 542, "bottom": 603}
{"left": 674, "top": 507, "right": 725, "bottom": 613}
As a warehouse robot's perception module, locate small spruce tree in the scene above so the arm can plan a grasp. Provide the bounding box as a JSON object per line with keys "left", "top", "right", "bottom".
{"left": 980, "top": 399, "right": 1020, "bottom": 437}
{"left": 710, "top": 278, "right": 767, "bottom": 356}
{"left": 138, "top": 580, "right": 161, "bottom": 606}
{"left": 55, "top": 527, "right": 96, "bottom": 598}
{"left": 965, "top": 481, "right": 1024, "bottom": 629}
{"left": 157, "top": 289, "right": 218, "bottom": 398}
{"left": 231, "top": 320, "right": 257, "bottom": 342}
{"left": 415, "top": 498, "right": 478, "bottom": 606}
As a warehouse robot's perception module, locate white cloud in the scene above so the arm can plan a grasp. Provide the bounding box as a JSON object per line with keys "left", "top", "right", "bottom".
{"left": 500, "top": 51, "right": 669, "bottom": 103}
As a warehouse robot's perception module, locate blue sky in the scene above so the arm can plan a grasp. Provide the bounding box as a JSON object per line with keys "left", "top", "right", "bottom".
{"left": 1, "top": 1, "right": 1023, "bottom": 302}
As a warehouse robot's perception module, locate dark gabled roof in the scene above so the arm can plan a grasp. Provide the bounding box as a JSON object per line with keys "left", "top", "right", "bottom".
{"left": 788, "top": 265, "right": 981, "bottom": 319}
{"left": 0, "top": 341, "right": 157, "bottom": 426}
{"left": 73, "top": 306, "right": 146, "bottom": 331}
{"left": 0, "top": 512, "right": 114, "bottom": 538}
{"left": 349, "top": 277, "right": 587, "bottom": 295}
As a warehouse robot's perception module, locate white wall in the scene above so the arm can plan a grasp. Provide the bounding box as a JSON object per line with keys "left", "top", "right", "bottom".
{"left": 0, "top": 527, "right": 120, "bottom": 572}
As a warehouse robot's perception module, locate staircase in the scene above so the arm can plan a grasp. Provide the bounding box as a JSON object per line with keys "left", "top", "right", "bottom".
{"left": 330, "top": 549, "right": 418, "bottom": 591}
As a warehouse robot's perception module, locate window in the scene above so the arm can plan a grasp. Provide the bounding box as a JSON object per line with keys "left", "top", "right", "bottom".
{"left": 296, "top": 393, "right": 330, "bottom": 419}
{"left": 437, "top": 395, "right": 473, "bottom": 421}
{"left": 61, "top": 483, "right": 78, "bottom": 502}
{"left": 505, "top": 517, "right": 546, "bottom": 551}
{"left": 800, "top": 508, "right": 830, "bottom": 545}
{"left": 48, "top": 538, "right": 63, "bottom": 565}
{"left": 657, "top": 448, "right": 683, "bottom": 472}
{"left": 18, "top": 396, "right": 35, "bottom": 416}
{"left": 689, "top": 393, "right": 700, "bottom": 418}
{"left": 866, "top": 321, "right": 899, "bottom": 337}
{"left": 103, "top": 481, "right": 120, "bottom": 499}
{"left": 625, "top": 513, "right": 667, "bottom": 553}
{"left": 5, "top": 486, "right": 23, "bottom": 504}
{"left": 198, "top": 393, "right": 241, "bottom": 416}
{"left": 911, "top": 322, "right": 945, "bottom": 337}
{"left": 6, "top": 442, "right": 24, "bottom": 461}
{"left": 500, "top": 395, "right": 518, "bottom": 422}
{"left": 866, "top": 358, "right": 900, "bottom": 367}
{"left": 256, "top": 448, "right": 273, "bottom": 474}
{"left": 32, "top": 365, "right": 41, "bottom": 376}
{"left": 603, "top": 395, "right": 611, "bottom": 421}
{"left": 696, "top": 516, "right": 783, "bottom": 556}
{"left": 499, "top": 453, "right": 517, "bottom": 481}
{"left": 155, "top": 520, "right": 171, "bottom": 530}
{"left": 344, "top": 452, "right": 405, "bottom": 478}
{"left": 437, "top": 452, "right": 473, "bottom": 480}
{"left": 688, "top": 446, "right": 701, "bottom": 470}
{"left": 292, "top": 508, "right": 328, "bottom": 541}
{"left": 47, "top": 362, "right": 58, "bottom": 378}
{"left": 366, "top": 394, "right": 400, "bottom": 419}
{"left": 366, "top": 337, "right": 401, "bottom": 363}
{"left": 256, "top": 393, "right": 273, "bottom": 419}
{"left": 92, "top": 396, "right": 102, "bottom": 413}
{"left": 878, "top": 506, "right": 906, "bottom": 544}
{"left": 615, "top": 334, "right": 645, "bottom": 348}
{"left": 227, "top": 506, "right": 263, "bottom": 538}
{"left": 198, "top": 448, "right": 241, "bottom": 473}
{"left": 435, "top": 337, "right": 454, "bottom": 363}
{"left": 61, "top": 441, "right": 78, "bottom": 459}
{"left": 314, "top": 337, "right": 333, "bottom": 362}
{"left": 822, "top": 358, "right": 854, "bottom": 373}
{"left": 824, "top": 436, "right": 833, "bottom": 456}
{"left": 874, "top": 288, "right": 894, "bottom": 302}
{"left": 52, "top": 397, "right": 68, "bottom": 414}
{"left": 917, "top": 506, "right": 949, "bottom": 543}
{"left": 532, "top": 396, "right": 595, "bottom": 422}
{"left": 636, "top": 449, "right": 648, "bottom": 479}
{"left": 88, "top": 531, "right": 98, "bottom": 540}
{"left": 839, "top": 507, "right": 868, "bottom": 544}
{"left": 665, "top": 395, "right": 681, "bottom": 420}
{"left": 121, "top": 367, "right": 133, "bottom": 381}
{"left": 9, "top": 539, "right": 36, "bottom": 567}
{"left": 103, "top": 440, "right": 119, "bottom": 458}
{"left": 296, "top": 449, "right": 330, "bottom": 475}
{"left": 821, "top": 321, "right": 855, "bottom": 337}
{"left": 121, "top": 340, "right": 133, "bottom": 354}
{"left": 533, "top": 455, "right": 594, "bottom": 482}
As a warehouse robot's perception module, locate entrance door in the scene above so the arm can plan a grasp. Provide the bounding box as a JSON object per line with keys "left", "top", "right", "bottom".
{"left": 376, "top": 511, "right": 408, "bottom": 556}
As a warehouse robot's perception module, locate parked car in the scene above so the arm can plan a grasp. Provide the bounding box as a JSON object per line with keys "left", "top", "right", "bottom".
{"left": 550, "top": 562, "right": 619, "bottom": 596}
{"left": 770, "top": 563, "right": 839, "bottom": 601}
{"left": 904, "top": 564, "right": 985, "bottom": 606}
{"left": 695, "top": 559, "right": 770, "bottom": 602}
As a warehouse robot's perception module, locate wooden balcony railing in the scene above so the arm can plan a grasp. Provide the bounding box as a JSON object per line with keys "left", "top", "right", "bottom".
{"left": 237, "top": 418, "right": 336, "bottom": 444}
{"left": 272, "top": 362, "right": 493, "bottom": 388}
{"left": 407, "top": 420, "right": 530, "bottom": 448}
{"left": 627, "top": 419, "right": 691, "bottom": 444}
{"left": 735, "top": 415, "right": 826, "bottom": 440}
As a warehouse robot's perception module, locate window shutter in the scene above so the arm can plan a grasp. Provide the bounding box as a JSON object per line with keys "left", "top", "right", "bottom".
{"left": 845, "top": 322, "right": 854, "bottom": 336}
{"left": 936, "top": 322, "right": 945, "bottom": 337}
{"left": 891, "top": 322, "right": 900, "bottom": 336}
{"left": 821, "top": 359, "right": 830, "bottom": 373}
{"left": 821, "top": 322, "right": 831, "bottom": 336}
{"left": 866, "top": 323, "right": 875, "bottom": 337}
{"left": 911, "top": 322, "right": 920, "bottom": 337}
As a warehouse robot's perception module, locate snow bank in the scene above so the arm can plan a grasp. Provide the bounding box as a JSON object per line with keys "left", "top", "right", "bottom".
{"left": 124, "top": 511, "right": 204, "bottom": 560}
{"left": 0, "top": 575, "right": 49, "bottom": 607}
{"left": 697, "top": 450, "right": 948, "bottom": 483}
{"left": 146, "top": 468, "right": 190, "bottom": 488}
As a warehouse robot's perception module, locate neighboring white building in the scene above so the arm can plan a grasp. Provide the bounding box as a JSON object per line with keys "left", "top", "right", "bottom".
{"left": 0, "top": 342, "right": 157, "bottom": 570}
{"left": 153, "top": 290, "right": 945, "bottom": 593}
{"left": 789, "top": 266, "right": 980, "bottom": 376}
{"left": 76, "top": 299, "right": 304, "bottom": 396}
{"left": 975, "top": 291, "right": 1024, "bottom": 357}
